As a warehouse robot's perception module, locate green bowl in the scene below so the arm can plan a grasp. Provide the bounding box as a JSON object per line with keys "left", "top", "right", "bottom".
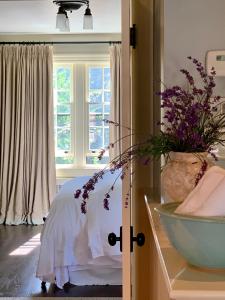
{"left": 155, "top": 203, "right": 225, "bottom": 269}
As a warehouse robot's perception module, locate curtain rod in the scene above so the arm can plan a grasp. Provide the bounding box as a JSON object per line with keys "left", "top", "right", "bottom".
{"left": 0, "top": 41, "right": 121, "bottom": 45}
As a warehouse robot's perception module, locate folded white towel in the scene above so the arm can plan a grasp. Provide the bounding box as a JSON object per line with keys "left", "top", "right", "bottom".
{"left": 175, "top": 166, "right": 225, "bottom": 216}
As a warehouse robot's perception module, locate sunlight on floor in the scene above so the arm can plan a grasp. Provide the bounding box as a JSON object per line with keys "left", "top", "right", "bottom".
{"left": 9, "top": 233, "right": 41, "bottom": 256}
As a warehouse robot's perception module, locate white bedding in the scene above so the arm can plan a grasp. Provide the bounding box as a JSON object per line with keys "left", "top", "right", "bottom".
{"left": 36, "top": 171, "right": 122, "bottom": 288}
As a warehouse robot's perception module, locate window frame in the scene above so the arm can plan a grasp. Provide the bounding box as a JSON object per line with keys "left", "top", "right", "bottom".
{"left": 53, "top": 54, "right": 110, "bottom": 178}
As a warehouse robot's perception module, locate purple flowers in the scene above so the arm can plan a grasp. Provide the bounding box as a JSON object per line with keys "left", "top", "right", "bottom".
{"left": 158, "top": 57, "right": 224, "bottom": 152}
{"left": 75, "top": 57, "right": 225, "bottom": 213}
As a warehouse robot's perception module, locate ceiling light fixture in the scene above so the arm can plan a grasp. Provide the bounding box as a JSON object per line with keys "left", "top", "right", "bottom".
{"left": 53, "top": 0, "right": 93, "bottom": 32}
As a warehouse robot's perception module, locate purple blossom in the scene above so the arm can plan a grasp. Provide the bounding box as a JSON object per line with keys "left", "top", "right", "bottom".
{"left": 104, "top": 198, "right": 110, "bottom": 210}
{"left": 195, "top": 160, "right": 208, "bottom": 186}
{"left": 74, "top": 189, "right": 81, "bottom": 198}
{"left": 81, "top": 201, "right": 87, "bottom": 214}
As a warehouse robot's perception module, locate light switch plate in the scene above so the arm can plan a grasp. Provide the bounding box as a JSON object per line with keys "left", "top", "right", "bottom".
{"left": 206, "top": 50, "right": 225, "bottom": 76}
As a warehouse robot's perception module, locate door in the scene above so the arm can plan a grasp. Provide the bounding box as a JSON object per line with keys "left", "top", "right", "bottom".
{"left": 121, "top": 0, "right": 132, "bottom": 299}
{"left": 121, "top": 0, "right": 163, "bottom": 299}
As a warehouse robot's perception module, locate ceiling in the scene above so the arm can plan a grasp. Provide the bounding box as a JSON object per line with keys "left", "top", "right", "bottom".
{"left": 0, "top": 0, "right": 121, "bottom": 34}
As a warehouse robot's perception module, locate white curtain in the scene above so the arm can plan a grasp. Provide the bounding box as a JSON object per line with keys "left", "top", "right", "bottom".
{"left": 109, "top": 44, "right": 122, "bottom": 160}
{"left": 0, "top": 45, "right": 56, "bottom": 225}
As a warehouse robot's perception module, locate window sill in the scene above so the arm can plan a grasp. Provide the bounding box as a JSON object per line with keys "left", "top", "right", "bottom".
{"left": 56, "top": 166, "right": 104, "bottom": 178}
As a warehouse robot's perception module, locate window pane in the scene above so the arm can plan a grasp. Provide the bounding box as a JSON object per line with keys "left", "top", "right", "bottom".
{"left": 57, "top": 115, "right": 71, "bottom": 127}
{"left": 104, "top": 67, "right": 110, "bottom": 90}
{"left": 57, "top": 104, "right": 71, "bottom": 114}
{"left": 57, "top": 91, "right": 70, "bottom": 104}
{"left": 56, "top": 156, "right": 74, "bottom": 165}
{"left": 103, "top": 114, "right": 110, "bottom": 121}
{"left": 53, "top": 73, "right": 56, "bottom": 89}
{"left": 104, "top": 127, "right": 109, "bottom": 148}
{"left": 104, "top": 91, "right": 111, "bottom": 103}
{"left": 89, "top": 127, "right": 103, "bottom": 150}
{"left": 89, "top": 114, "right": 103, "bottom": 126}
{"left": 57, "top": 67, "right": 71, "bottom": 90}
{"left": 104, "top": 104, "right": 110, "bottom": 114}
{"left": 87, "top": 65, "right": 110, "bottom": 166}
{"left": 57, "top": 128, "right": 71, "bottom": 151}
{"left": 89, "top": 90, "right": 102, "bottom": 103}
{"left": 89, "top": 68, "right": 103, "bottom": 89}
{"left": 89, "top": 104, "right": 103, "bottom": 113}
{"left": 86, "top": 156, "right": 109, "bottom": 165}
{"left": 54, "top": 64, "right": 73, "bottom": 165}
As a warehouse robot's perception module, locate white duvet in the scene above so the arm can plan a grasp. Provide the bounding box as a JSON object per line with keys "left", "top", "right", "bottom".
{"left": 36, "top": 171, "right": 122, "bottom": 288}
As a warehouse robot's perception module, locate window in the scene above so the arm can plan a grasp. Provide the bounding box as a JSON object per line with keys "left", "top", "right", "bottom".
{"left": 53, "top": 58, "right": 110, "bottom": 176}
{"left": 86, "top": 66, "right": 111, "bottom": 165}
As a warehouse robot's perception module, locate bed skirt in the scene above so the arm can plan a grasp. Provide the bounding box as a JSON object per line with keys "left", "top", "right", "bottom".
{"left": 41, "top": 266, "right": 122, "bottom": 288}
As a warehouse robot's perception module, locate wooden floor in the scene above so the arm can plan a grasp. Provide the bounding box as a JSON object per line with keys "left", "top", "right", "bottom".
{"left": 0, "top": 224, "right": 122, "bottom": 297}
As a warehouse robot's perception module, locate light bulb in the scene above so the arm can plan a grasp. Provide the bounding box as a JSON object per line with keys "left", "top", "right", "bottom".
{"left": 65, "top": 16, "right": 70, "bottom": 32}
{"left": 83, "top": 6, "right": 93, "bottom": 30}
{"left": 56, "top": 7, "right": 69, "bottom": 32}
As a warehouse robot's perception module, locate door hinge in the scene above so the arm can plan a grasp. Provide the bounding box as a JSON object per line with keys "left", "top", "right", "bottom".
{"left": 130, "top": 24, "right": 136, "bottom": 49}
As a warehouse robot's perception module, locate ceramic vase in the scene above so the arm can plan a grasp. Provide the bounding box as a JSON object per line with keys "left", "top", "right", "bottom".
{"left": 161, "top": 152, "right": 213, "bottom": 203}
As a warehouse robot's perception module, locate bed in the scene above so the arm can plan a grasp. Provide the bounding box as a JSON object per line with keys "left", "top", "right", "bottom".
{"left": 36, "top": 170, "right": 122, "bottom": 289}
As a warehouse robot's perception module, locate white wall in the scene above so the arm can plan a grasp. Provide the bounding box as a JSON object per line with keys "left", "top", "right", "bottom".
{"left": 0, "top": 33, "right": 121, "bottom": 55}
{"left": 164, "top": 0, "right": 225, "bottom": 95}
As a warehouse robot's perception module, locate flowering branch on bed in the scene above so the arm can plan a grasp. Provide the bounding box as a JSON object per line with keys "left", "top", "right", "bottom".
{"left": 75, "top": 56, "right": 225, "bottom": 213}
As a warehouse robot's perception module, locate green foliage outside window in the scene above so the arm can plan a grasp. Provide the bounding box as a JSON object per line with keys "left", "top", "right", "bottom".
{"left": 54, "top": 66, "right": 72, "bottom": 164}
{"left": 57, "top": 68, "right": 71, "bottom": 90}
{"left": 86, "top": 156, "right": 109, "bottom": 165}
{"left": 88, "top": 66, "right": 111, "bottom": 159}
{"left": 55, "top": 156, "right": 74, "bottom": 164}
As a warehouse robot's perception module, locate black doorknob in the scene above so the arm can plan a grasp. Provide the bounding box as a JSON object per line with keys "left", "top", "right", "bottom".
{"left": 108, "top": 226, "right": 145, "bottom": 252}
{"left": 136, "top": 232, "right": 145, "bottom": 247}
{"left": 130, "top": 227, "right": 145, "bottom": 252}
{"left": 108, "top": 232, "right": 118, "bottom": 246}
{"left": 108, "top": 227, "right": 122, "bottom": 252}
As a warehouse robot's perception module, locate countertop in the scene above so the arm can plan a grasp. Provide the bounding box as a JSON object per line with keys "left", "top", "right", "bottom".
{"left": 145, "top": 195, "right": 225, "bottom": 300}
